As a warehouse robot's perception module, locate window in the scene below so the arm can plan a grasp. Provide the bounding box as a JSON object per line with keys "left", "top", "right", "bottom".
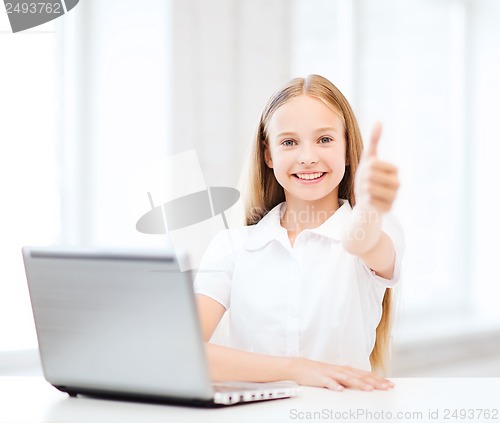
{"left": 291, "top": 0, "right": 500, "bottom": 325}
{"left": 0, "top": 17, "right": 59, "bottom": 349}
{"left": 0, "top": 0, "right": 172, "bottom": 351}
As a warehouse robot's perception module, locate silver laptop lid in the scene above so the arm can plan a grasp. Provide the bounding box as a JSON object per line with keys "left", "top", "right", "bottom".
{"left": 22, "top": 246, "right": 213, "bottom": 401}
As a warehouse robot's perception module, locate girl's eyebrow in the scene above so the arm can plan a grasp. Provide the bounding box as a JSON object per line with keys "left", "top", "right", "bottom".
{"left": 276, "top": 131, "right": 297, "bottom": 138}
{"left": 276, "top": 127, "right": 340, "bottom": 138}
{"left": 314, "top": 126, "right": 341, "bottom": 134}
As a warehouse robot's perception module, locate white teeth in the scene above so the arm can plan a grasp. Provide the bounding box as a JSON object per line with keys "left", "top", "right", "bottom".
{"left": 295, "top": 172, "right": 324, "bottom": 180}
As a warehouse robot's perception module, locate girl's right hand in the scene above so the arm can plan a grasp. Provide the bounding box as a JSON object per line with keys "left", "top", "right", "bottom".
{"left": 289, "top": 357, "right": 394, "bottom": 391}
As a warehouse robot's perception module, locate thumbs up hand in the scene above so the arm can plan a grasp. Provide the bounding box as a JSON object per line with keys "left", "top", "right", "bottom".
{"left": 354, "top": 123, "right": 400, "bottom": 213}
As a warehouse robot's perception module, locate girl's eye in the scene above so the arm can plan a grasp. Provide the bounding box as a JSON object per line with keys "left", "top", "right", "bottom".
{"left": 319, "top": 136, "right": 333, "bottom": 144}
{"left": 282, "top": 139, "right": 296, "bottom": 147}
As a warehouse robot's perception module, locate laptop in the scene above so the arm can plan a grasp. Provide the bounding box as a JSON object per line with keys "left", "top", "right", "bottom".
{"left": 22, "top": 246, "right": 300, "bottom": 406}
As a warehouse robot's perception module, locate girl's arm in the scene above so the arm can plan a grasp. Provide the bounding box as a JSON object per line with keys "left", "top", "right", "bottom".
{"left": 342, "top": 123, "right": 400, "bottom": 279}
{"left": 342, "top": 208, "right": 396, "bottom": 279}
{"left": 196, "top": 294, "right": 394, "bottom": 391}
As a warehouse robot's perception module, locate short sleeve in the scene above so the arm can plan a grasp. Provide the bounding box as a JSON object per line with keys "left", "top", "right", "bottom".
{"left": 193, "top": 229, "right": 236, "bottom": 309}
{"left": 357, "top": 212, "right": 405, "bottom": 288}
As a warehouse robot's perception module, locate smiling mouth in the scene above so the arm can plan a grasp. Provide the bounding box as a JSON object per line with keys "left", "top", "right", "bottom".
{"left": 293, "top": 172, "right": 325, "bottom": 180}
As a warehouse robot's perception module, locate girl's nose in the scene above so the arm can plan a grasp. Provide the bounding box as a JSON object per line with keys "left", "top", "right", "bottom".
{"left": 298, "top": 146, "right": 318, "bottom": 165}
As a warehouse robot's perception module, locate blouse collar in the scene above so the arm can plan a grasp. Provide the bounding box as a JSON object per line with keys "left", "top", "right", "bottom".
{"left": 244, "top": 199, "right": 352, "bottom": 250}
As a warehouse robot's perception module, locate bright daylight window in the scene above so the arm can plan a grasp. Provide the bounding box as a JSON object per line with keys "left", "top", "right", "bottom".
{"left": 0, "top": 15, "right": 60, "bottom": 350}
{"left": 0, "top": 0, "right": 171, "bottom": 352}
{"left": 291, "top": 0, "right": 500, "bottom": 327}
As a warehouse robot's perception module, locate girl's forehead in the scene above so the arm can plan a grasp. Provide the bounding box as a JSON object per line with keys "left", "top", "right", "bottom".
{"left": 267, "top": 95, "right": 345, "bottom": 135}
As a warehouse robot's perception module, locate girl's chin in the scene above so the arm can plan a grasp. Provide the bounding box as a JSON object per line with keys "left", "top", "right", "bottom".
{"left": 284, "top": 190, "right": 339, "bottom": 204}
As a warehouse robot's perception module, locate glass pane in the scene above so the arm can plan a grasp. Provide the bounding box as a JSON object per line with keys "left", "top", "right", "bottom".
{"left": 356, "top": 0, "right": 467, "bottom": 314}
{"left": 0, "top": 23, "right": 59, "bottom": 350}
{"left": 291, "top": 0, "right": 469, "bottom": 315}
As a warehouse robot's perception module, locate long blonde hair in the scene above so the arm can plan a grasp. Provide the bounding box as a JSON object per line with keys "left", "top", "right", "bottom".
{"left": 242, "top": 74, "right": 392, "bottom": 374}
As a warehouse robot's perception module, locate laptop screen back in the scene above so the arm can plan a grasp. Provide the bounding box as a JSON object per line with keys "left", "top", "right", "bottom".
{"left": 22, "top": 247, "right": 213, "bottom": 401}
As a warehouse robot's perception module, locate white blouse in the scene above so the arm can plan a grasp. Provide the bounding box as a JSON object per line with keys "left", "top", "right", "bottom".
{"left": 194, "top": 199, "right": 404, "bottom": 371}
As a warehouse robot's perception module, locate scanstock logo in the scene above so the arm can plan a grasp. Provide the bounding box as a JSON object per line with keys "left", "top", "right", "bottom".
{"left": 3, "top": 0, "right": 80, "bottom": 33}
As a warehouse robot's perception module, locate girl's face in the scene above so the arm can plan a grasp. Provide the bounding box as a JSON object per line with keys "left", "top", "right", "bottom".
{"left": 265, "top": 95, "right": 347, "bottom": 205}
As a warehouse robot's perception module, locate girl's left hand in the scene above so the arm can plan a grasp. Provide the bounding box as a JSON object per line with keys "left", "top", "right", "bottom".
{"left": 355, "top": 123, "right": 400, "bottom": 213}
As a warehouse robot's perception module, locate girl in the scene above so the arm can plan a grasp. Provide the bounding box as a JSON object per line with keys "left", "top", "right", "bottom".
{"left": 194, "top": 74, "right": 403, "bottom": 392}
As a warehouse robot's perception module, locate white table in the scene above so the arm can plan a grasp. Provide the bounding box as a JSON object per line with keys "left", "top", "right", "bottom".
{"left": 1, "top": 377, "right": 499, "bottom": 423}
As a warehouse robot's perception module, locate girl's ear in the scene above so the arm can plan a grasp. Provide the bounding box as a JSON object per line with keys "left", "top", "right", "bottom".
{"left": 264, "top": 147, "right": 273, "bottom": 168}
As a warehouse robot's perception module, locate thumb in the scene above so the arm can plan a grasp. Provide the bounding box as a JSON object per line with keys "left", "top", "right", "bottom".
{"left": 366, "top": 121, "right": 382, "bottom": 158}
